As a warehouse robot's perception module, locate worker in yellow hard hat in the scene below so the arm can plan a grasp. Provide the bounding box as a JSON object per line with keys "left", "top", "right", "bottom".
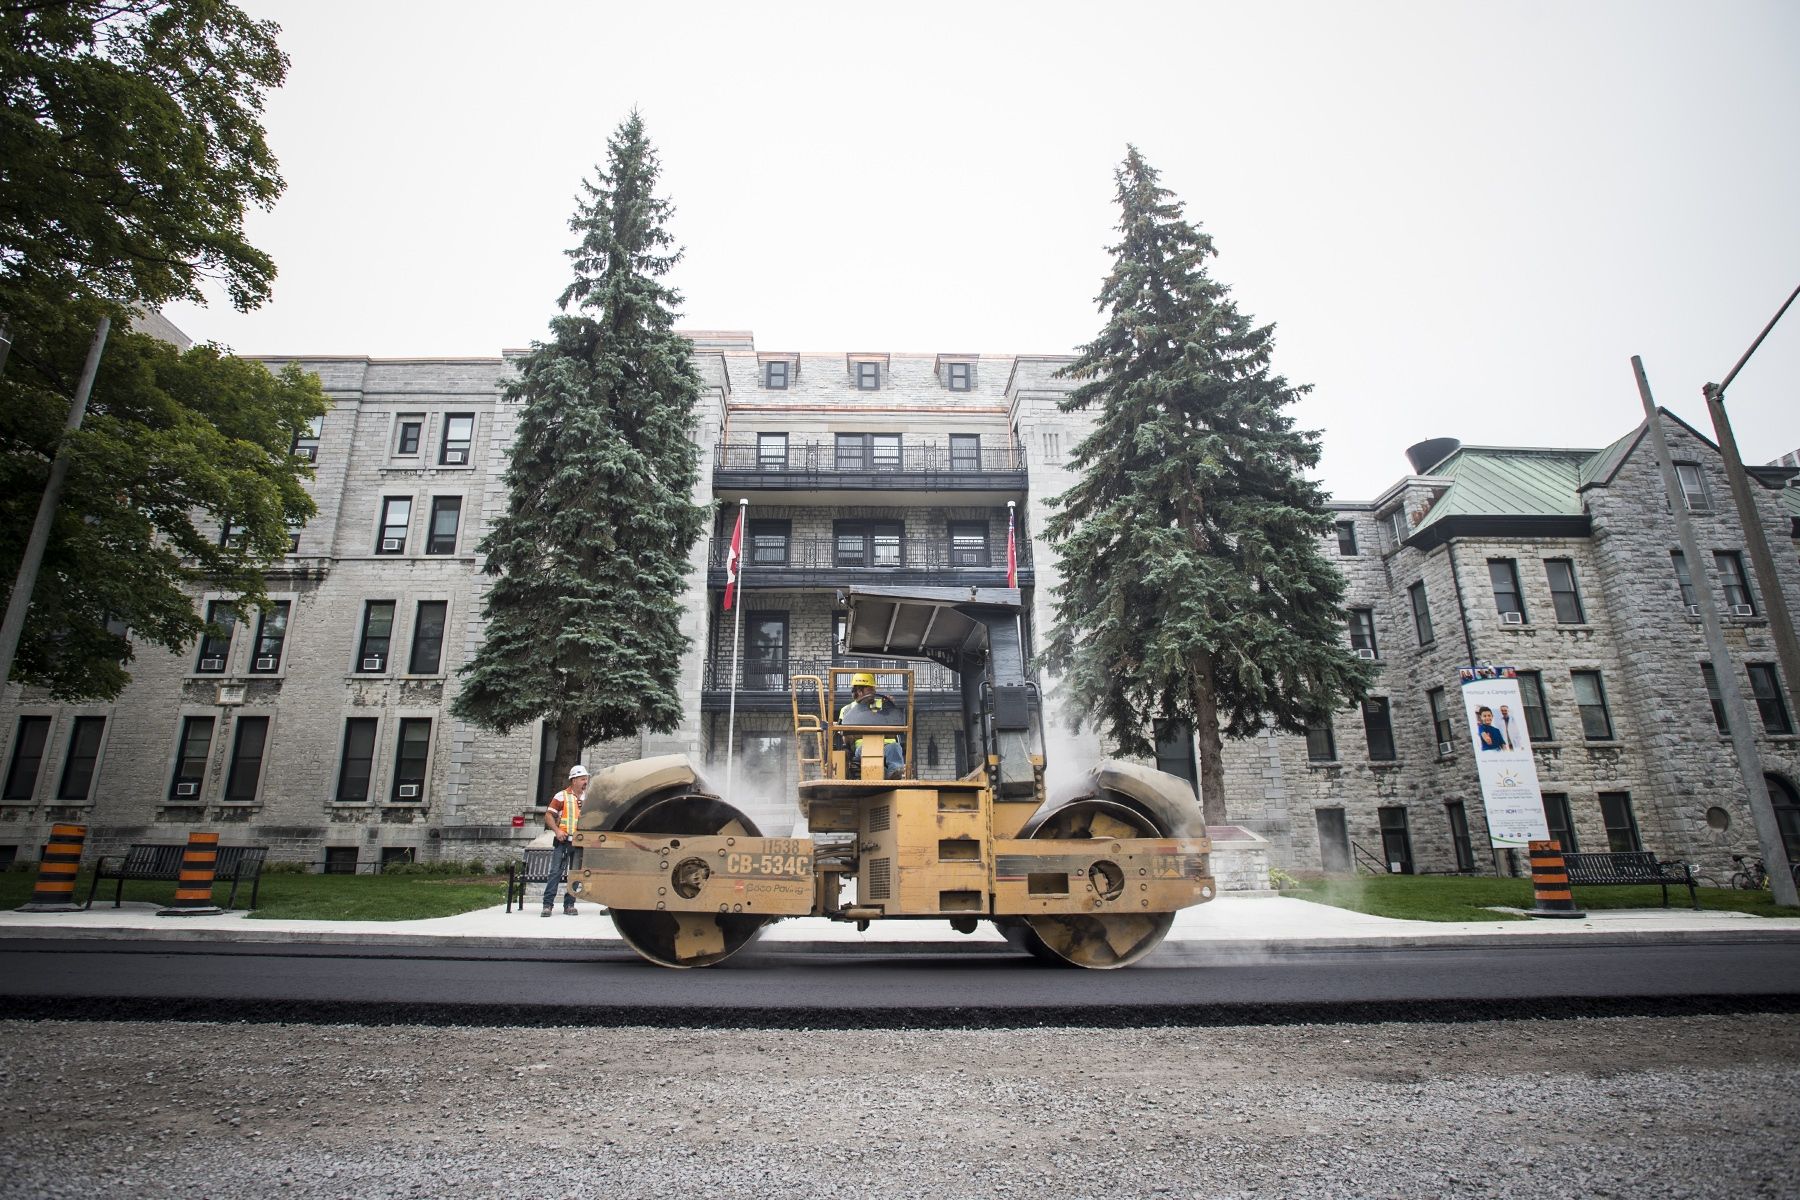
{"left": 838, "top": 671, "right": 905, "bottom": 779}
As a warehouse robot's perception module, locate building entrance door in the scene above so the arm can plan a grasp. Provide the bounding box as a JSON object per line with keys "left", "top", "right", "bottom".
{"left": 1379, "top": 805, "right": 1414, "bottom": 874}
{"left": 1315, "top": 808, "right": 1351, "bottom": 873}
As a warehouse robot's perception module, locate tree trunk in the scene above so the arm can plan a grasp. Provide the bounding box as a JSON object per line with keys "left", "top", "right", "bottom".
{"left": 1189, "top": 661, "right": 1228, "bottom": 828}
{"left": 552, "top": 711, "right": 582, "bottom": 797}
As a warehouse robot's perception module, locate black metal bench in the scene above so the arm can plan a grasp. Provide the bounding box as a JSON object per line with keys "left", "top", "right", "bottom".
{"left": 1561, "top": 851, "right": 1698, "bottom": 910}
{"left": 505, "top": 847, "right": 556, "bottom": 913}
{"left": 84, "top": 843, "right": 268, "bottom": 911}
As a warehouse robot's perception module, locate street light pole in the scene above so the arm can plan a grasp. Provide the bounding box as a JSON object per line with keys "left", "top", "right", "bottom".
{"left": 1703, "top": 283, "right": 1800, "bottom": 731}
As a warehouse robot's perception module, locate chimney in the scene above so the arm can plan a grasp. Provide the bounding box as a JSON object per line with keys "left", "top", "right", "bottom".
{"left": 1406, "top": 438, "right": 1461, "bottom": 475}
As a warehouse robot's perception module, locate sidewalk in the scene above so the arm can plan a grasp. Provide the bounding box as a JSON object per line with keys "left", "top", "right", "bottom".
{"left": 4, "top": 894, "right": 1798, "bottom": 955}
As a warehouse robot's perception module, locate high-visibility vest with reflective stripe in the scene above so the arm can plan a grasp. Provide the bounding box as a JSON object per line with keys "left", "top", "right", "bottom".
{"left": 550, "top": 788, "right": 582, "bottom": 835}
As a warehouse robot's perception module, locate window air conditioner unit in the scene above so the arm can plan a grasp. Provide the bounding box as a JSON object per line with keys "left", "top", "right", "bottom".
{"left": 1685, "top": 605, "right": 1701, "bottom": 617}
{"left": 1355, "top": 648, "right": 1378, "bottom": 660}
{"left": 397, "top": 784, "right": 420, "bottom": 799}
{"left": 174, "top": 782, "right": 199, "bottom": 796}
{"left": 1731, "top": 604, "right": 1755, "bottom": 617}
{"left": 1500, "top": 611, "right": 1525, "bottom": 625}
{"left": 444, "top": 449, "right": 468, "bottom": 464}
{"left": 198, "top": 657, "right": 224, "bottom": 671}
{"left": 297, "top": 446, "right": 316, "bottom": 462}
{"left": 1438, "top": 741, "right": 1454, "bottom": 757}
{"left": 362, "top": 656, "right": 384, "bottom": 671}
{"left": 381, "top": 538, "right": 402, "bottom": 552}
{"left": 254, "top": 656, "right": 277, "bottom": 671}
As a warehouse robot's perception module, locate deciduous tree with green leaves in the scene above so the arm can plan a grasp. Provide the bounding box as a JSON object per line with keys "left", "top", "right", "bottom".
{"left": 1044, "top": 147, "right": 1374, "bottom": 825}
{"left": 1, "top": 2, "right": 322, "bottom": 701}
{"left": 452, "top": 113, "right": 708, "bottom": 784}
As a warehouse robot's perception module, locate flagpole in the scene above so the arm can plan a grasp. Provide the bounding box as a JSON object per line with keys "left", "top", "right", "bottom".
{"left": 1008, "top": 500, "right": 1025, "bottom": 667}
{"left": 724, "top": 498, "right": 748, "bottom": 804}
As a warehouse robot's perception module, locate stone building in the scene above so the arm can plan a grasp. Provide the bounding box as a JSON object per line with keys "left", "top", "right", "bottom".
{"left": 1, "top": 331, "right": 1796, "bottom": 882}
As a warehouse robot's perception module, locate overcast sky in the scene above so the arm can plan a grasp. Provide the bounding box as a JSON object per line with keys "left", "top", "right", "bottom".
{"left": 161, "top": 0, "right": 1800, "bottom": 501}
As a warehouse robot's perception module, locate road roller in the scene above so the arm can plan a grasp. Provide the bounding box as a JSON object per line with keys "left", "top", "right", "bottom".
{"left": 568, "top": 585, "right": 1215, "bottom": 968}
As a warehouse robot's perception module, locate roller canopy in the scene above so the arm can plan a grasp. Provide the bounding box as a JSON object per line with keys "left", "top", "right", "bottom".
{"left": 842, "top": 587, "right": 1022, "bottom": 674}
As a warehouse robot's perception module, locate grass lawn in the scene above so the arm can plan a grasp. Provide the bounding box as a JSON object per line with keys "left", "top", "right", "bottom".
{"left": 1286, "top": 873, "right": 1796, "bottom": 922}
{"left": 0, "top": 869, "right": 507, "bottom": 921}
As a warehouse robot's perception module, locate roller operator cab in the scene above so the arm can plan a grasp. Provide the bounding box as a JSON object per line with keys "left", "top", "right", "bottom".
{"left": 568, "top": 586, "right": 1216, "bottom": 968}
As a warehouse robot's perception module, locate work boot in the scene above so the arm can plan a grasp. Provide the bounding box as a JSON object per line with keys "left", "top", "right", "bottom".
{"left": 563, "top": 904, "right": 577, "bottom": 915}
{"left": 540, "top": 907, "right": 552, "bottom": 918}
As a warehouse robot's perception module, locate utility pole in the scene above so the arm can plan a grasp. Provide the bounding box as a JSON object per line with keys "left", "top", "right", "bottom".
{"left": 0, "top": 317, "right": 111, "bottom": 693}
{"left": 1633, "top": 356, "right": 1796, "bottom": 908}
{"left": 1702, "top": 283, "right": 1800, "bottom": 733}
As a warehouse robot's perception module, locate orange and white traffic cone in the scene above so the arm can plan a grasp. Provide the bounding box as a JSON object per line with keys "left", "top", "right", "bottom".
{"left": 17, "top": 823, "right": 86, "bottom": 912}
{"left": 156, "top": 831, "right": 225, "bottom": 917}
{"left": 1528, "top": 839, "right": 1585, "bottom": 919}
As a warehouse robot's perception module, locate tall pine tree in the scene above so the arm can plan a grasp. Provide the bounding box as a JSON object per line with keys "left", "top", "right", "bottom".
{"left": 452, "top": 113, "right": 707, "bottom": 783}
{"left": 1044, "top": 148, "right": 1374, "bottom": 825}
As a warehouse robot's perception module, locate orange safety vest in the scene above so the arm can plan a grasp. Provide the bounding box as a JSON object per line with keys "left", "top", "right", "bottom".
{"left": 549, "top": 787, "right": 583, "bottom": 836}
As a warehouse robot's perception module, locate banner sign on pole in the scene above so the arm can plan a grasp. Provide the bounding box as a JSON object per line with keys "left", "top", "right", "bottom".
{"left": 1459, "top": 666, "right": 1549, "bottom": 849}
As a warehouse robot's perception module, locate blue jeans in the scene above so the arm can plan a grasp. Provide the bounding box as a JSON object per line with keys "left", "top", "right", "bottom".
{"left": 852, "top": 740, "right": 905, "bottom": 779}
{"left": 542, "top": 839, "right": 579, "bottom": 910}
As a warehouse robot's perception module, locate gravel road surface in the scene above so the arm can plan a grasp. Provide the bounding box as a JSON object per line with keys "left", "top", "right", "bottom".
{"left": 1, "top": 1014, "right": 1794, "bottom": 1199}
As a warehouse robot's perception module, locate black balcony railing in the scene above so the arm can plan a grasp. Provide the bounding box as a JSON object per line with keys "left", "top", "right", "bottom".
{"left": 714, "top": 438, "right": 1028, "bottom": 487}
{"left": 700, "top": 656, "right": 962, "bottom": 712}
{"left": 705, "top": 534, "right": 1032, "bottom": 588}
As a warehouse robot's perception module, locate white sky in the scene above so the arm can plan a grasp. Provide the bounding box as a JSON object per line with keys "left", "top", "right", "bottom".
{"left": 162, "top": 0, "right": 1800, "bottom": 501}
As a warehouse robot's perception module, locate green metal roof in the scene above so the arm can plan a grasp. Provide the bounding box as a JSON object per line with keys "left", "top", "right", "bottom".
{"left": 1577, "top": 424, "right": 1645, "bottom": 489}
{"left": 1782, "top": 487, "right": 1800, "bottom": 519}
{"left": 1411, "top": 446, "right": 1591, "bottom": 532}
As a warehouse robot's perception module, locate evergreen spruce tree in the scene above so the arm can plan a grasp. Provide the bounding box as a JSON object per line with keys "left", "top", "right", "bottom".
{"left": 452, "top": 113, "right": 707, "bottom": 783}
{"left": 1044, "top": 148, "right": 1374, "bottom": 825}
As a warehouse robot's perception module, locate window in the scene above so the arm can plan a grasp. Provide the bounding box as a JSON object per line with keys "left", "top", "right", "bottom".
{"left": 250, "top": 601, "right": 290, "bottom": 673}
{"left": 1305, "top": 717, "right": 1336, "bottom": 762}
{"left": 1571, "top": 670, "right": 1614, "bottom": 740}
{"left": 946, "top": 362, "right": 972, "bottom": 392}
{"left": 1378, "top": 806, "right": 1413, "bottom": 873}
{"left": 3, "top": 716, "right": 51, "bottom": 801}
{"left": 1517, "top": 671, "right": 1552, "bottom": 741}
{"left": 1674, "top": 462, "right": 1710, "bottom": 512}
{"left": 743, "top": 612, "right": 788, "bottom": 690}
{"left": 765, "top": 360, "right": 789, "bottom": 389}
{"left": 747, "top": 519, "right": 790, "bottom": 566}
{"left": 1748, "top": 663, "right": 1794, "bottom": 734}
{"left": 948, "top": 520, "right": 989, "bottom": 567}
{"left": 335, "top": 718, "right": 377, "bottom": 802}
{"left": 1671, "top": 550, "right": 1697, "bottom": 608}
{"left": 219, "top": 518, "right": 246, "bottom": 549}
{"left": 169, "top": 716, "right": 213, "bottom": 800}
{"left": 1444, "top": 801, "right": 1475, "bottom": 871}
{"left": 409, "top": 600, "right": 448, "bottom": 675}
{"left": 835, "top": 520, "right": 903, "bottom": 568}
{"left": 1701, "top": 663, "right": 1729, "bottom": 734}
{"left": 1382, "top": 508, "right": 1407, "bottom": 548}
{"left": 395, "top": 417, "right": 423, "bottom": 457}
{"left": 291, "top": 415, "right": 322, "bottom": 462}
{"left": 323, "top": 846, "right": 360, "bottom": 875}
{"left": 356, "top": 601, "right": 395, "bottom": 673}
{"left": 1544, "top": 559, "right": 1585, "bottom": 624}
{"left": 286, "top": 519, "right": 303, "bottom": 554}
{"left": 835, "top": 432, "right": 901, "bottom": 471}
{"left": 757, "top": 432, "right": 788, "bottom": 470}
{"left": 1347, "top": 609, "right": 1378, "bottom": 658}
{"left": 536, "top": 723, "right": 581, "bottom": 807}
{"left": 1543, "top": 793, "right": 1578, "bottom": 854}
{"left": 56, "top": 716, "right": 105, "bottom": 801}
{"left": 854, "top": 361, "right": 880, "bottom": 390}
{"left": 376, "top": 497, "right": 411, "bottom": 554}
{"left": 950, "top": 434, "right": 981, "bottom": 471}
{"left": 1409, "top": 581, "right": 1434, "bottom": 646}
{"left": 391, "top": 719, "right": 431, "bottom": 801}
{"left": 1362, "top": 697, "right": 1397, "bottom": 761}
{"left": 1428, "top": 688, "right": 1454, "bottom": 751}
{"left": 1598, "top": 791, "right": 1641, "bottom": 853}
{"left": 1715, "top": 551, "right": 1754, "bottom": 614}
{"left": 440, "top": 413, "right": 474, "bottom": 465}
{"left": 1153, "top": 720, "right": 1197, "bottom": 795}
{"left": 1488, "top": 559, "right": 1525, "bottom": 622}
{"left": 1337, "top": 522, "right": 1358, "bottom": 556}
{"left": 426, "top": 497, "right": 461, "bottom": 555}
{"left": 223, "top": 716, "right": 269, "bottom": 803}
{"left": 195, "top": 601, "right": 236, "bottom": 673}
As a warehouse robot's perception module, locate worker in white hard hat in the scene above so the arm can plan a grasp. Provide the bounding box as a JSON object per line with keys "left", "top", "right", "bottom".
{"left": 837, "top": 672, "right": 904, "bottom": 779}
{"left": 541, "top": 763, "right": 590, "bottom": 916}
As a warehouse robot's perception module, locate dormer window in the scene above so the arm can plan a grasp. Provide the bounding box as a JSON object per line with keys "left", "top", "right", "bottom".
{"left": 855, "top": 361, "right": 880, "bottom": 391}
{"left": 766, "top": 360, "right": 789, "bottom": 390}
{"left": 946, "top": 362, "right": 971, "bottom": 391}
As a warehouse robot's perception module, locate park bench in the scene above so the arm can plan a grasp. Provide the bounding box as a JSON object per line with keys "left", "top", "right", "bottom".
{"left": 1560, "top": 851, "right": 1698, "bottom": 910}
{"left": 505, "top": 847, "right": 556, "bottom": 913}
{"left": 84, "top": 843, "right": 268, "bottom": 911}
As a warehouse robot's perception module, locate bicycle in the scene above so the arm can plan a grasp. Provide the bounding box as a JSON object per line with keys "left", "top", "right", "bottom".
{"left": 1729, "top": 854, "right": 1769, "bottom": 891}
{"left": 1686, "top": 863, "right": 1722, "bottom": 889}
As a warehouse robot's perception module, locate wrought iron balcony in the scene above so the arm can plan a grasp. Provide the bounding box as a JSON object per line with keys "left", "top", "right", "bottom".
{"left": 705, "top": 535, "right": 1032, "bottom": 590}
{"left": 713, "top": 437, "right": 1029, "bottom": 491}
{"left": 700, "top": 656, "right": 962, "bottom": 713}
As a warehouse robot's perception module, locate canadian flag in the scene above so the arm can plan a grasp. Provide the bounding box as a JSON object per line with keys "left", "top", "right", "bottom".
{"left": 1006, "top": 504, "right": 1018, "bottom": 589}
{"left": 724, "top": 506, "right": 745, "bottom": 610}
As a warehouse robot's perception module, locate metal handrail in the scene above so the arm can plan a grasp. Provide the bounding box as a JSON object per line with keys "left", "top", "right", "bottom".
{"left": 1349, "top": 839, "right": 1389, "bottom": 876}
{"left": 706, "top": 657, "right": 957, "bottom": 694}
{"left": 706, "top": 534, "right": 1032, "bottom": 572}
